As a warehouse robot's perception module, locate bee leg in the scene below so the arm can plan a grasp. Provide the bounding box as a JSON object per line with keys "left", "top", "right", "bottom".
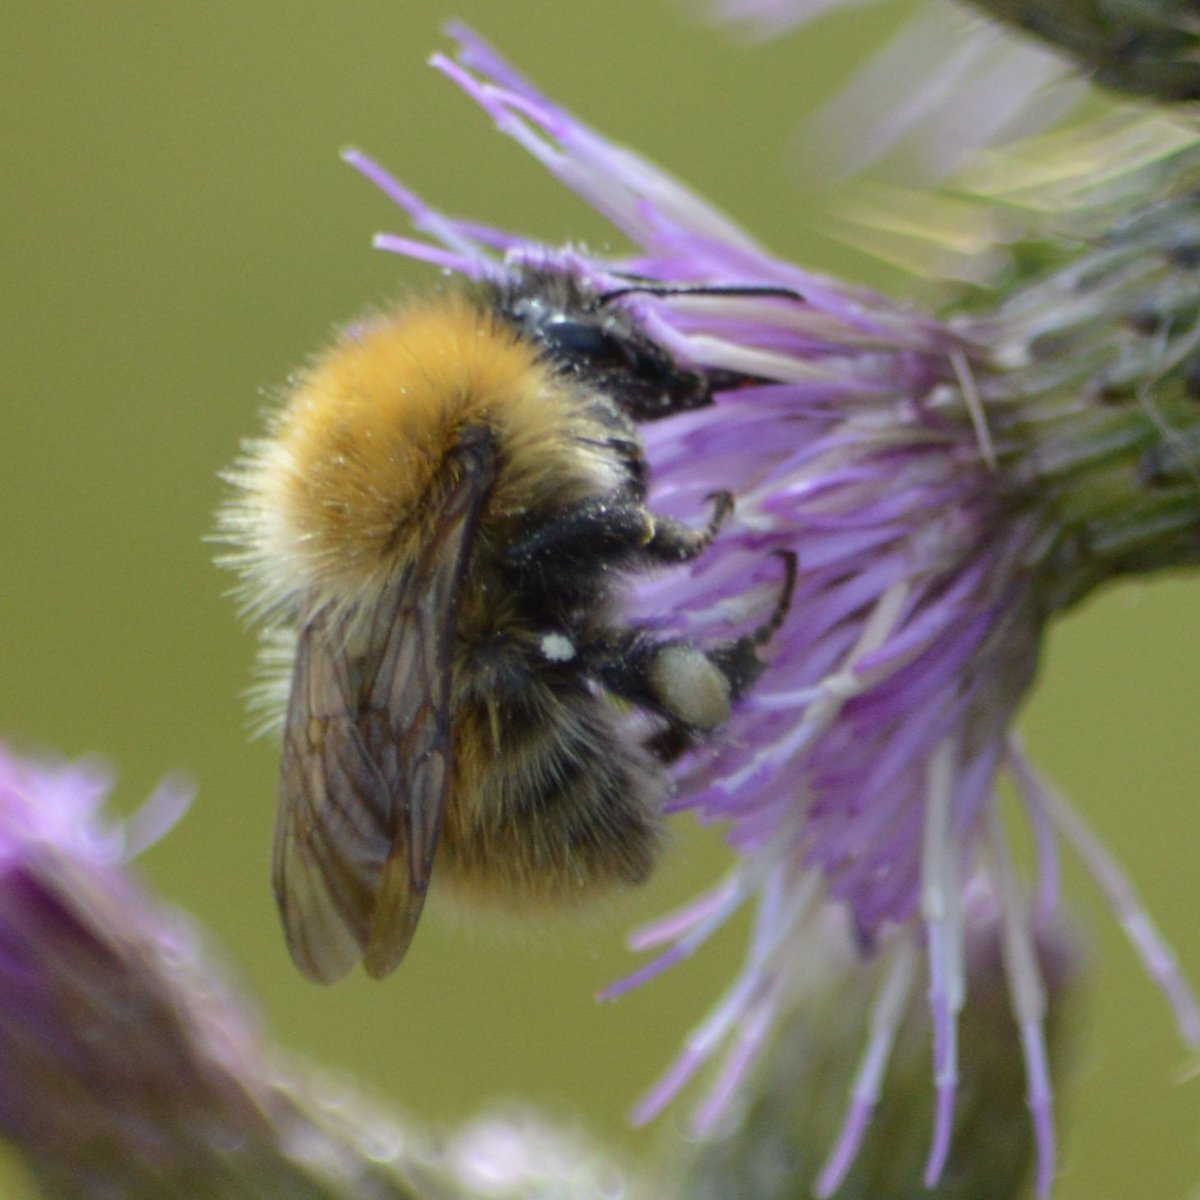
{"left": 504, "top": 491, "right": 735, "bottom": 588}
{"left": 749, "top": 549, "right": 798, "bottom": 647}
{"left": 642, "top": 491, "right": 734, "bottom": 564}
{"left": 591, "top": 630, "right": 748, "bottom": 764}
{"left": 587, "top": 630, "right": 734, "bottom": 732}
{"left": 591, "top": 550, "right": 797, "bottom": 761}
{"left": 703, "top": 548, "right": 798, "bottom": 696}
{"left": 502, "top": 498, "right": 656, "bottom": 586}
{"left": 642, "top": 724, "right": 695, "bottom": 765}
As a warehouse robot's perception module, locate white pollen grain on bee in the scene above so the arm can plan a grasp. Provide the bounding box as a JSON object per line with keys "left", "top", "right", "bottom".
{"left": 540, "top": 632, "right": 577, "bottom": 662}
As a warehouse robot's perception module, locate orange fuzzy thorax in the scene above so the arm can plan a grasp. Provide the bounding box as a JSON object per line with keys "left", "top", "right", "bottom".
{"left": 236, "top": 293, "right": 626, "bottom": 618}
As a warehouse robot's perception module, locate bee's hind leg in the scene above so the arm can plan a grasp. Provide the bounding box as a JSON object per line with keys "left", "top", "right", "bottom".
{"left": 589, "top": 549, "right": 797, "bottom": 762}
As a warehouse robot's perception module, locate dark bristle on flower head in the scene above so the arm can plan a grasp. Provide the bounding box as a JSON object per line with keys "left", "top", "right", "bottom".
{"left": 338, "top": 23, "right": 1200, "bottom": 1198}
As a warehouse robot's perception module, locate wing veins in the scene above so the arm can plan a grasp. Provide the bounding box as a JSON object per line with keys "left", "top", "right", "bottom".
{"left": 273, "top": 430, "right": 497, "bottom": 982}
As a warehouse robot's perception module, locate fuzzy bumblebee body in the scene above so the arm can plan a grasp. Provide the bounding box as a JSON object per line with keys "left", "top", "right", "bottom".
{"left": 223, "top": 271, "right": 792, "bottom": 983}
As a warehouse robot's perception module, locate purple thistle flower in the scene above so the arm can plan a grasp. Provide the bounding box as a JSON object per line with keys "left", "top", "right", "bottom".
{"left": 683, "top": 879, "right": 1084, "bottom": 1200}
{"left": 342, "top": 25, "right": 1200, "bottom": 1198}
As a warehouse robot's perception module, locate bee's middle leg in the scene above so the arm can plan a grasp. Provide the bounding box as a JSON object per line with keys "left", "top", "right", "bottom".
{"left": 642, "top": 490, "right": 734, "bottom": 563}
{"left": 503, "top": 490, "right": 735, "bottom": 587}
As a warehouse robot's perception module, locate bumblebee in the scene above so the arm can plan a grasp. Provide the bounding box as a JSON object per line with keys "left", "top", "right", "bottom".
{"left": 222, "top": 268, "right": 795, "bottom": 982}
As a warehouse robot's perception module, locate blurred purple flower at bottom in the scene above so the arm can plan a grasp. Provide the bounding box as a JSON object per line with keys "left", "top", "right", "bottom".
{"left": 0, "top": 746, "right": 628, "bottom": 1198}
{"left": 0, "top": 747, "right": 428, "bottom": 1199}
{"left": 345, "top": 26, "right": 1200, "bottom": 1198}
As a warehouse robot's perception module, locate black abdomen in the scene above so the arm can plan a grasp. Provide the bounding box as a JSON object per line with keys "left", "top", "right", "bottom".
{"left": 439, "top": 667, "right": 665, "bottom": 905}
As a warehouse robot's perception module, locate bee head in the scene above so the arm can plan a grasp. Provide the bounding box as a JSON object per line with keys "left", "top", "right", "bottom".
{"left": 490, "top": 269, "right": 714, "bottom": 420}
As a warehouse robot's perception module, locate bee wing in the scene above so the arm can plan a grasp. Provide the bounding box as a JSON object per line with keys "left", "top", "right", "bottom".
{"left": 274, "top": 434, "right": 496, "bottom": 983}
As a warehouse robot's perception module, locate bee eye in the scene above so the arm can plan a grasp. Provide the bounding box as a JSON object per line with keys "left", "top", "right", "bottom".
{"left": 540, "top": 318, "right": 630, "bottom": 367}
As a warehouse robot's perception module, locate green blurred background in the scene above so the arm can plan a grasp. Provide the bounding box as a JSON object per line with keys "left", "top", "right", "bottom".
{"left": 2, "top": 2, "right": 1197, "bottom": 1196}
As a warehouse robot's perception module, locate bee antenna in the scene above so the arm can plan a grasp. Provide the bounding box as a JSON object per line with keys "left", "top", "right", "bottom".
{"left": 597, "top": 284, "right": 806, "bottom": 306}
